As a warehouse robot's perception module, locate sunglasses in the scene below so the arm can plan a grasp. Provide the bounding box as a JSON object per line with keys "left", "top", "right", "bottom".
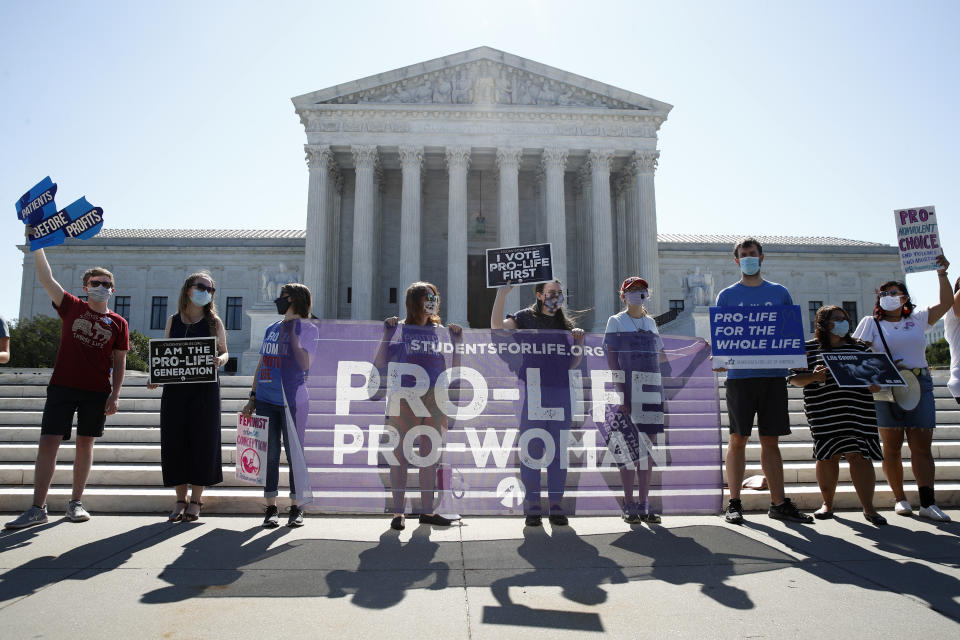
{"left": 425, "top": 293, "right": 439, "bottom": 302}
{"left": 193, "top": 283, "right": 216, "bottom": 293}
{"left": 87, "top": 280, "right": 113, "bottom": 288}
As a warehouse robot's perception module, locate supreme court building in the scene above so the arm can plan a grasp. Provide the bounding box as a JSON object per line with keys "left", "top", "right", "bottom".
{"left": 17, "top": 48, "right": 903, "bottom": 374}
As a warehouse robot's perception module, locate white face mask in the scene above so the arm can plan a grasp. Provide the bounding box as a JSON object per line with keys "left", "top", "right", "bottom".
{"left": 86, "top": 286, "right": 112, "bottom": 303}
{"left": 624, "top": 290, "right": 648, "bottom": 306}
{"left": 879, "top": 294, "right": 903, "bottom": 312}
{"left": 423, "top": 294, "right": 438, "bottom": 316}
{"left": 830, "top": 319, "right": 849, "bottom": 337}
{"left": 190, "top": 290, "right": 213, "bottom": 307}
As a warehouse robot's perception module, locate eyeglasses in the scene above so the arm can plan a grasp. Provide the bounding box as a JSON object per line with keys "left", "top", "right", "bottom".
{"left": 193, "top": 283, "right": 216, "bottom": 293}
{"left": 879, "top": 291, "right": 902, "bottom": 298}
{"left": 87, "top": 280, "right": 113, "bottom": 288}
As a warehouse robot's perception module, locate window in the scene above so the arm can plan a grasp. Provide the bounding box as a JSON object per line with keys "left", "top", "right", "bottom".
{"left": 809, "top": 300, "right": 823, "bottom": 333}
{"left": 842, "top": 301, "right": 858, "bottom": 323}
{"left": 669, "top": 300, "right": 685, "bottom": 313}
{"left": 389, "top": 287, "right": 397, "bottom": 304}
{"left": 226, "top": 297, "right": 243, "bottom": 330}
{"left": 150, "top": 296, "right": 168, "bottom": 330}
{"left": 113, "top": 296, "right": 131, "bottom": 321}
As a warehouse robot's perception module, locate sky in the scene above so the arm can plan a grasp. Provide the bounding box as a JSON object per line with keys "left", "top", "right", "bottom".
{"left": 1, "top": 0, "right": 958, "bottom": 322}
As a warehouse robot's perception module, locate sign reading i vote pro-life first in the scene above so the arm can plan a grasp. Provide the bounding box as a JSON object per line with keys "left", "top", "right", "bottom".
{"left": 15, "top": 177, "right": 104, "bottom": 251}
{"left": 486, "top": 243, "right": 553, "bottom": 288}
{"left": 709, "top": 305, "right": 806, "bottom": 369}
{"left": 895, "top": 206, "right": 942, "bottom": 274}
{"left": 148, "top": 337, "right": 219, "bottom": 385}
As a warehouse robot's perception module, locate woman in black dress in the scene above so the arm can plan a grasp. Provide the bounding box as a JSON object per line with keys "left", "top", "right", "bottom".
{"left": 148, "top": 272, "right": 228, "bottom": 521}
{"left": 789, "top": 305, "right": 885, "bottom": 525}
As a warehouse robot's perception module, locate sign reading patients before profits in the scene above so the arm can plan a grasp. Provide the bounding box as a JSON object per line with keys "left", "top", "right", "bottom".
{"left": 709, "top": 305, "right": 806, "bottom": 369}
{"left": 148, "top": 337, "right": 219, "bottom": 385}
{"left": 820, "top": 352, "right": 906, "bottom": 388}
{"left": 15, "top": 176, "right": 105, "bottom": 251}
{"left": 895, "top": 206, "right": 942, "bottom": 274}
{"left": 236, "top": 413, "right": 268, "bottom": 486}
{"left": 486, "top": 243, "right": 553, "bottom": 288}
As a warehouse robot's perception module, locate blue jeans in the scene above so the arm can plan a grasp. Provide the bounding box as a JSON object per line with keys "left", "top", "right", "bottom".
{"left": 255, "top": 400, "right": 296, "bottom": 499}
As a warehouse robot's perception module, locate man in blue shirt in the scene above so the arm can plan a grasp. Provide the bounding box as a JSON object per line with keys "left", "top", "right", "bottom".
{"left": 714, "top": 238, "right": 813, "bottom": 525}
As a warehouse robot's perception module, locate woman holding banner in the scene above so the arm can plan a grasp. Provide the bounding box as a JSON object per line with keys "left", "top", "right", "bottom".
{"left": 491, "top": 280, "right": 584, "bottom": 527}
{"left": 603, "top": 277, "right": 665, "bottom": 525}
{"left": 852, "top": 255, "right": 954, "bottom": 522}
{"left": 148, "top": 272, "right": 228, "bottom": 522}
{"left": 241, "top": 283, "right": 316, "bottom": 528}
{"left": 789, "top": 306, "right": 885, "bottom": 525}
{"left": 375, "top": 282, "right": 462, "bottom": 531}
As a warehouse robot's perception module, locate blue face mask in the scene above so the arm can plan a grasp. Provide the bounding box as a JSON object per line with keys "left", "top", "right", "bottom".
{"left": 190, "top": 290, "right": 213, "bottom": 307}
{"left": 830, "top": 319, "right": 849, "bottom": 337}
{"left": 739, "top": 256, "right": 761, "bottom": 276}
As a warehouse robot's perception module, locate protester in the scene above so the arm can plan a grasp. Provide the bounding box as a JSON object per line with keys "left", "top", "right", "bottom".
{"left": 946, "top": 277, "right": 960, "bottom": 405}
{"left": 852, "top": 256, "right": 953, "bottom": 521}
{"left": 714, "top": 237, "right": 813, "bottom": 525}
{"left": 375, "top": 282, "right": 462, "bottom": 531}
{"left": 491, "top": 280, "right": 584, "bottom": 527}
{"left": 789, "top": 306, "right": 886, "bottom": 525}
{"left": 0, "top": 315, "right": 9, "bottom": 364}
{"left": 241, "top": 283, "right": 317, "bottom": 528}
{"left": 603, "top": 276, "right": 665, "bottom": 524}
{"left": 148, "top": 272, "right": 227, "bottom": 522}
{"left": 5, "top": 240, "right": 128, "bottom": 529}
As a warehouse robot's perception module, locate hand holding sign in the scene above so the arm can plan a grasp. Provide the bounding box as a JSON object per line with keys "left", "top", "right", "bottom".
{"left": 895, "top": 206, "right": 943, "bottom": 274}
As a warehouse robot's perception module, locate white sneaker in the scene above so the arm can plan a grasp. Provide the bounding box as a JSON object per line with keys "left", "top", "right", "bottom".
{"left": 918, "top": 505, "right": 951, "bottom": 522}
{"left": 66, "top": 500, "right": 91, "bottom": 522}
{"left": 894, "top": 500, "right": 913, "bottom": 516}
{"left": 4, "top": 505, "right": 48, "bottom": 529}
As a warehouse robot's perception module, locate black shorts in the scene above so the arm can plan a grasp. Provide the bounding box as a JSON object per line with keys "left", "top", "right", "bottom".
{"left": 40, "top": 384, "right": 110, "bottom": 440}
{"left": 725, "top": 378, "right": 790, "bottom": 437}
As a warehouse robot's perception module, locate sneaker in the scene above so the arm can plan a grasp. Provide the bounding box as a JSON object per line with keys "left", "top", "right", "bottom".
{"left": 918, "top": 505, "right": 951, "bottom": 522}
{"left": 287, "top": 505, "right": 304, "bottom": 527}
{"left": 5, "top": 505, "right": 48, "bottom": 530}
{"left": 723, "top": 499, "right": 744, "bottom": 524}
{"left": 641, "top": 512, "right": 662, "bottom": 524}
{"left": 66, "top": 500, "right": 91, "bottom": 522}
{"left": 622, "top": 503, "right": 643, "bottom": 524}
{"left": 418, "top": 513, "right": 454, "bottom": 526}
{"left": 548, "top": 514, "right": 569, "bottom": 526}
{"left": 768, "top": 498, "right": 814, "bottom": 524}
{"left": 894, "top": 500, "right": 913, "bottom": 516}
{"left": 262, "top": 505, "right": 280, "bottom": 528}
{"left": 524, "top": 514, "right": 542, "bottom": 527}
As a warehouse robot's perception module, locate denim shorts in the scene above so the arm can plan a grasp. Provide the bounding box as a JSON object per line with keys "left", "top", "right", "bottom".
{"left": 875, "top": 373, "right": 936, "bottom": 428}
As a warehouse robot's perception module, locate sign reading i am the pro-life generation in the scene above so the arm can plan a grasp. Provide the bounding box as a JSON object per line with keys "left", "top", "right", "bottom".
{"left": 236, "top": 413, "right": 268, "bottom": 485}
{"left": 486, "top": 243, "right": 553, "bottom": 288}
{"left": 709, "top": 305, "right": 806, "bottom": 369}
{"left": 15, "top": 176, "right": 104, "bottom": 251}
{"left": 895, "top": 206, "right": 942, "bottom": 274}
{"left": 148, "top": 337, "right": 219, "bottom": 385}
{"left": 820, "top": 352, "right": 906, "bottom": 388}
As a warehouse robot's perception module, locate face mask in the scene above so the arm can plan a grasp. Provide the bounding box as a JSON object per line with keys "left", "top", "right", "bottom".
{"left": 423, "top": 300, "right": 438, "bottom": 316}
{"left": 830, "top": 319, "right": 849, "bottom": 337}
{"left": 86, "top": 286, "right": 112, "bottom": 303}
{"left": 624, "top": 290, "right": 648, "bottom": 306}
{"left": 739, "top": 256, "right": 761, "bottom": 276}
{"left": 275, "top": 296, "right": 292, "bottom": 315}
{"left": 543, "top": 293, "right": 563, "bottom": 312}
{"left": 879, "top": 294, "right": 902, "bottom": 311}
{"left": 190, "top": 290, "right": 213, "bottom": 307}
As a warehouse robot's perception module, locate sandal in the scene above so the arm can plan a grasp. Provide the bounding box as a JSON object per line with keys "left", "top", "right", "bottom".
{"left": 390, "top": 515, "right": 405, "bottom": 531}
{"left": 184, "top": 500, "right": 203, "bottom": 522}
{"left": 813, "top": 504, "right": 834, "bottom": 520}
{"left": 168, "top": 500, "right": 188, "bottom": 522}
{"left": 864, "top": 512, "right": 888, "bottom": 526}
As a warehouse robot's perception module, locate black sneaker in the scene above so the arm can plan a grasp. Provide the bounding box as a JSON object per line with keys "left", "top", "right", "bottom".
{"left": 418, "top": 513, "right": 453, "bottom": 526}
{"left": 724, "top": 499, "right": 744, "bottom": 524}
{"left": 524, "top": 514, "right": 542, "bottom": 527}
{"left": 262, "top": 505, "right": 280, "bottom": 528}
{"left": 548, "top": 514, "right": 569, "bottom": 526}
{"left": 622, "top": 502, "right": 643, "bottom": 524}
{"left": 287, "top": 505, "right": 304, "bottom": 527}
{"left": 768, "top": 498, "right": 814, "bottom": 524}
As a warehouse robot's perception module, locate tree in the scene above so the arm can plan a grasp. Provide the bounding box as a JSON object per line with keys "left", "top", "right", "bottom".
{"left": 126, "top": 330, "right": 150, "bottom": 372}
{"left": 7, "top": 315, "right": 61, "bottom": 368}
{"left": 926, "top": 338, "right": 950, "bottom": 367}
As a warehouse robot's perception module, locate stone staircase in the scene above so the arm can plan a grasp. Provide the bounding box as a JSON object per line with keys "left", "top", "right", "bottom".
{"left": 0, "top": 370, "right": 957, "bottom": 515}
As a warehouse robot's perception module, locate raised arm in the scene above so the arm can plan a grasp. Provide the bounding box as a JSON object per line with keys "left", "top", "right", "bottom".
{"left": 373, "top": 317, "right": 398, "bottom": 369}
{"left": 926, "top": 255, "right": 953, "bottom": 324}
{"left": 490, "top": 285, "right": 517, "bottom": 330}
{"left": 31, "top": 245, "right": 65, "bottom": 308}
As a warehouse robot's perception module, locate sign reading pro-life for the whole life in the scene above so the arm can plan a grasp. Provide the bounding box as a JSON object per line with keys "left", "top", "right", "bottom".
{"left": 148, "top": 337, "right": 219, "bottom": 384}
{"left": 486, "top": 243, "right": 553, "bottom": 287}
{"left": 709, "top": 305, "right": 806, "bottom": 369}
{"left": 895, "top": 206, "right": 942, "bottom": 273}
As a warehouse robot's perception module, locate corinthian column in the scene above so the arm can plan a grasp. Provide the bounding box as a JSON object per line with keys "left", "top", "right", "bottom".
{"left": 627, "top": 150, "right": 661, "bottom": 315}
{"left": 497, "top": 147, "right": 522, "bottom": 315}
{"left": 614, "top": 172, "right": 629, "bottom": 283}
{"left": 398, "top": 146, "right": 423, "bottom": 314}
{"left": 446, "top": 146, "right": 471, "bottom": 326}
{"left": 589, "top": 149, "right": 615, "bottom": 331}
{"left": 304, "top": 145, "right": 334, "bottom": 316}
{"left": 576, "top": 167, "right": 594, "bottom": 312}
{"left": 542, "top": 148, "right": 568, "bottom": 289}
{"left": 351, "top": 145, "right": 378, "bottom": 320}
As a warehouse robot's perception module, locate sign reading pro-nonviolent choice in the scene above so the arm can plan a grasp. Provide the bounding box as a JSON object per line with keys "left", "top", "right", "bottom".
{"left": 895, "top": 205, "right": 942, "bottom": 274}
{"left": 148, "top": 337, "right": 219, "bottom": 385}
{"left": 486, "top": 243, "right": 553, "bottom": 288}
{"left": 709, "top": 305, "right": 806, "bottom": 369}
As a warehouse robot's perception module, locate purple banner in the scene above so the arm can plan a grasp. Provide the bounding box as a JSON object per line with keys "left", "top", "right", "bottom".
{"left": 277, "top": 320, "right": 721, "bottom": 516}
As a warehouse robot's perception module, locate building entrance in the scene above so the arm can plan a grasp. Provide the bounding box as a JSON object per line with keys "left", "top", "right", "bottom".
{"left": 467, "top": 255, "right": 497, "bottom": 328}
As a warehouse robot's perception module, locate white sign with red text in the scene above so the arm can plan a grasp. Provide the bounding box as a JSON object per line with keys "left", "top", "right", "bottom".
{"left": 236, "top": 412, "right": 268, "bottom": 485}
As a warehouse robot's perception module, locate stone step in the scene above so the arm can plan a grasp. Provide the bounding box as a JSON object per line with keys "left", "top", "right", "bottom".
{"left": 735, "top": 482, "right": 960, "bottom": 513}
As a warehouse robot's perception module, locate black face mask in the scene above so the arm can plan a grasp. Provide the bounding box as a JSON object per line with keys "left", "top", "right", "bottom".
{"left": 274, "top": 296, "right": 292, "bottom": 315}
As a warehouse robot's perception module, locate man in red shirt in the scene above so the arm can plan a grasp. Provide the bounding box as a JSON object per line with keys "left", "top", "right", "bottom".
{"left": 5, "top": 242, "right": 128, "bottom": 529}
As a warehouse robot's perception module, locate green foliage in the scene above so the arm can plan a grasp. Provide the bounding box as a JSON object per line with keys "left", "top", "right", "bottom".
{"left": 126, "top": 330, "right": 150, "bottom": 372}
{"left": 926, "top": 338, "right": 950, "bottom": 367}
{"left": 7, "top": 315, "right": 61, "bottom": 368}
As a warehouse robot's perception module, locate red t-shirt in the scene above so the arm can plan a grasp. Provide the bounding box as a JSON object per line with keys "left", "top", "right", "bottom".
{"left": 49, "top": 292, "right": 130, "bottom": 393}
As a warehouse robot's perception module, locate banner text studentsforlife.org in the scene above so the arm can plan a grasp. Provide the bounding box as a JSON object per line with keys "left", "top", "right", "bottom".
{"left": 274, "top": 320, "right": 722, "bottom": 515}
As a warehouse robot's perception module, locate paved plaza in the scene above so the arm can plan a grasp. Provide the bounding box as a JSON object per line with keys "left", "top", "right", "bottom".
{"left": 1, "top": 510, "right": 957, "bottom": 639}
